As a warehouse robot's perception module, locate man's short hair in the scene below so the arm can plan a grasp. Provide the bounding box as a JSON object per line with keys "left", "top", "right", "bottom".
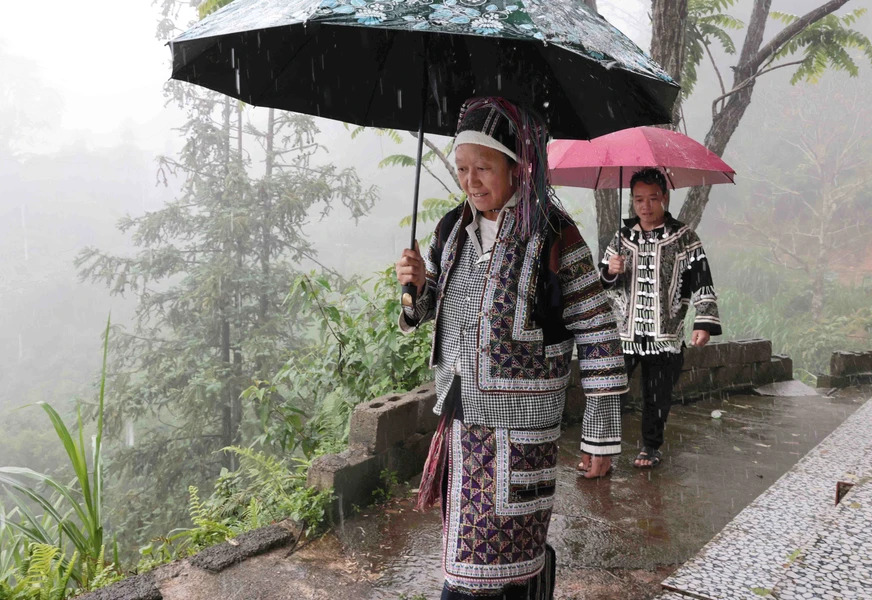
{"left": 630, "top": 168, "right": 668, "bottom": 195}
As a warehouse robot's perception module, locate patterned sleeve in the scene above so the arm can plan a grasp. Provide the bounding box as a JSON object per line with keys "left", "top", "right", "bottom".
{"left": 555, "top": 224, "right": 628, "bottom": 456}
{"left": 682, "top": 231, "right": 722, "bottom": 336}
{"left": 398, "top": 225, "right": 441, "bottom": 334}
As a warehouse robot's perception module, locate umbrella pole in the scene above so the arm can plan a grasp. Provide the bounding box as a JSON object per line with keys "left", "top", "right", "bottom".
{"left": 616, "top": 166, "right": 623, "bottom": 254}
{"left": 401, "top": 72, "right": 428, "bottom": 309}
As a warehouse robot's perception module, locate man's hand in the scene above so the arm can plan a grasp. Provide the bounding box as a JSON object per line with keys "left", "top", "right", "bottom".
{"left": 691, "top": 330, "right": 710, "bottom": 347}
{"left": 607, "top": 254, "right": 626, "bottom": 275}
{"left": 395, "top": 241, "right": 425, "bottom": 296}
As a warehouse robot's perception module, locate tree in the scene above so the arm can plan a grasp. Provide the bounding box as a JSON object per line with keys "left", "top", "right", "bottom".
{"left": 0, "top": 47, "right": 61, "bottom": 158}
{"left": 651, "top": 0, "right": 690, "bottom": 127}
{"left": 76, "top": 2, "right": 377, "bottom": 541}
{"left": 723, "top": 78, "right": 872, "bottom": 320}
{"left": 659, "top": 1, "right": 872, "bottom": 229}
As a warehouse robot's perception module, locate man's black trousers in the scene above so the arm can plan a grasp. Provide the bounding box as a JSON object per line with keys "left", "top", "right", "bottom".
{"left": 624, "top": 350, "right": 685, "bottom": 450}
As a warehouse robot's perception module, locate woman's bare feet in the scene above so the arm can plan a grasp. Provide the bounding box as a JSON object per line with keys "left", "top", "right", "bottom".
{"left": 583, "top": 455, "right": 613, "bottom": 479}
{"left": 577, "top": 454, "right": 613, "bottom": 479}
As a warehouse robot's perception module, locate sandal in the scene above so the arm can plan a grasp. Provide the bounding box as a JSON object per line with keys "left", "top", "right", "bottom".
{"left": 576, "top": 452, "right": 592, "bottom": 473}
{"left": 633, "top": 447, "right": 661, "bottom": 469}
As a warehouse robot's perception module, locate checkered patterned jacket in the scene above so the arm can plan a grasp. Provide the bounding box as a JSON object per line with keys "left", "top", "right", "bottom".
{"left": 402, "top": 201, "right": 628, "bottom": 429}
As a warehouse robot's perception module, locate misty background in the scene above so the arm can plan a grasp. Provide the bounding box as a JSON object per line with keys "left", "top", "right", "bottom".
{"left": 1, "top": 0, "right": 870, "bottom": 562}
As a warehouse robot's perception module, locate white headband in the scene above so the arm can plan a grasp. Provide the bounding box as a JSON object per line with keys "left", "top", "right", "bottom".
{"left": 455, "top": 130, "right": 518, "bottom": 162}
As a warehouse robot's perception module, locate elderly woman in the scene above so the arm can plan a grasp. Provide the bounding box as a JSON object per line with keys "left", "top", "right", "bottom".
{"left": 395, "top": 97, "right": 627, "bottom": 599}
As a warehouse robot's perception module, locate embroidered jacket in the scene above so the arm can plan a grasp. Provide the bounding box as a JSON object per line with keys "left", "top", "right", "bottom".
{"left": 600, "top": 213, "right": 722, "bottom": 355}
{"left": 402, "top": 201, "right": 628, "bottom": 430}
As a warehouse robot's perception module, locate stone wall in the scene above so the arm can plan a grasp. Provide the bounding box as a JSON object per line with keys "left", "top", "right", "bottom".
{"left": 566, "top": 339, "right": 792, "bottom": 422}
{"left": 815, "top": 350, "right": 872, "bottom": 388}
{"left": 309, "top": 338, "right": 791, "bottom": 518}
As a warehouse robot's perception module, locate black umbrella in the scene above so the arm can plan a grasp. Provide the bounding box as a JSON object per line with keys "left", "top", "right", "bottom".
{"left": 170, "top": 0, "right": 680, "bottom": 304}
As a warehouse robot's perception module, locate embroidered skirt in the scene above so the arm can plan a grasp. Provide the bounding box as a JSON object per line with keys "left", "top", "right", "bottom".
{"left": 441, "top": 419, "right": 559, "bottom": 597}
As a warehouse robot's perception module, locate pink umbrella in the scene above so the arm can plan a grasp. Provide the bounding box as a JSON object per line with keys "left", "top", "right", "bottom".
{"left": 548, "top": 126, "right": 736, "bottom": 190}
{"left": 548, "top": 126, "right": 735, "bottom": 251}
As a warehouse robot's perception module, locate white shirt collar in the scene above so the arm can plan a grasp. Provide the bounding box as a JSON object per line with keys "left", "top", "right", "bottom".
{"left": 465, "top": 191, "right": 520, "bottom": 259}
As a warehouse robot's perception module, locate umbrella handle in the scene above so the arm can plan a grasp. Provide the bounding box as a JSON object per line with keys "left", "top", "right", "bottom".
{"left": 402, "top": 53, "right": 429, "bottom": 309}
{"left": 401, "top": 120, "right": 425, "bottom": 308}
{"left": 401, "top": 283, "right": 417, "bottom": 308}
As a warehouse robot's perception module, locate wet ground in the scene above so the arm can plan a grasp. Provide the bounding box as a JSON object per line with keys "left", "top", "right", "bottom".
{"left": 331, "top": 387, "right": 867, "bottom": 599}
{"left": 154, "top": 386, "right": 869, "bottom": 600}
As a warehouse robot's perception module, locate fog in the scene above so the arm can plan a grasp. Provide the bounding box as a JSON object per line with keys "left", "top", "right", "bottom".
{"left": 0, "top": 0, "right": 870, "bottom": 576}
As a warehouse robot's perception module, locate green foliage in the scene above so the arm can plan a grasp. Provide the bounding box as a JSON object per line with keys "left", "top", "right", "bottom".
{"left": 371, "top": 469, "right": 400, "bottom": 505}
{"left": 398, "top": 195, "right": 464, "bottom": 230}
{"left": 716, "top": 249, "right": 872, "bottom": 376}
{"left": 683, "top": 0, "right": 744, "bottom": 98}
{"left": 379, "top": 154, "right": 418, "bottom": 169}
{"left": 76, "top": 78, "right": 377, "bottom": 546}
{"left": 0, "top": 544, "right": 77, "bottom": 600}
{"left": 770, "top": 9, "right": 872, "bottom": 84}
{"left": 349, "top": 127, "right": 461, "bottom": 231}
{"left": 348, "top": 125, "right": 404, "bottom": 145}
{"left": 137, "top": 484, "right": 238, "bottom": 572}
{"left": 213, "top": 447, "right": 332, "bottom": 530}
{"left": 245, "top": 268, "right": 433, "bottom": 456}
{"left": 0, "top": 319, "right": 116, "bottom": 593}
{"left": 139, "top": 448, "right": 332, "bottom": 571}
{"left": 0, "top": 506, "right": 26, "bottom": 597}
{"left": 198, "top": 0, "right": 234, "bottom": 19}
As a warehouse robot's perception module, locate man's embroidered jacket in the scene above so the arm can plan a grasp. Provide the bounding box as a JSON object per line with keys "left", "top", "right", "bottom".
{"left": 600, "top": 213, "right": 722, "bottom": 356}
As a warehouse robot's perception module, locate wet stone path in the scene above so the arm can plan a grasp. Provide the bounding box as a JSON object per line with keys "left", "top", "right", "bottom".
{"left": 156, "top": 386, "right": 868, "bottom": 600}
{"left": 305, "top": 387, "right": 867, "bottom": 599}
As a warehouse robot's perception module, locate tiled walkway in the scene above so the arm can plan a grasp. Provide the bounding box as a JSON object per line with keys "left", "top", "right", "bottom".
{"left": 658, "top": 398, "right": 872, "bottom": 599}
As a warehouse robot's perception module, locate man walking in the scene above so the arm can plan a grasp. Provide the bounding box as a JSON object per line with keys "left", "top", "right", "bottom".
{"left": 599, "top": 168, "right": 721, "bottom": 468}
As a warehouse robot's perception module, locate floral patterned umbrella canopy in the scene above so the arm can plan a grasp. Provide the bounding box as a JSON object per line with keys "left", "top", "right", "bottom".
{"left": 170, "top": 0, "right": 679, "bottom": 139}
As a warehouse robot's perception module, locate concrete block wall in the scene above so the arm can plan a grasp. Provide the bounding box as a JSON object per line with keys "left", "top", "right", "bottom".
{"left": 564, "top": 339, "right": 791, "bottom": 421}
{"left": 815, "top": 350, "right": 872, "bottom": 388}
{"left": 309, "top": 339, "right": 791, "bottom": 515}
{"left": 308, "top": 384, "right": 436, "bottom": 520}
{"left": 674, "top": 339, "right": 792, "bottom": 403}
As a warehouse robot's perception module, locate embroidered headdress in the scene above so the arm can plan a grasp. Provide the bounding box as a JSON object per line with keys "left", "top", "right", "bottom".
{"left": 456, "top": 97, "right": 564, "bottom": 240}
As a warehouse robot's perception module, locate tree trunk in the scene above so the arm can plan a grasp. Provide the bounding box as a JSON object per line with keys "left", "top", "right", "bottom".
{"left": 220, "top": 96, "right": 235, "bottom": 470}
{"left": 650, "top": 0, "right": 688, "bottom": 127}
{"left": 595, "top": 188, "right": 619, "bottom": 261}
{"left": 590, "top": 0, "right": 685, "bottom": 253}
{"left": 678, "top": 0, "right": 771, "bottom": 229}
{"left": 811, "top": 177, "right": 837, "bottom": 321}
{"left": 259, "top": 108, "right": 275, "bottom": 325}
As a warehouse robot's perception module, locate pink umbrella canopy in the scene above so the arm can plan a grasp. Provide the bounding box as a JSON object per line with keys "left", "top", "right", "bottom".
{"left": 548, "top": 126, "right": 735, "bottom": 189}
